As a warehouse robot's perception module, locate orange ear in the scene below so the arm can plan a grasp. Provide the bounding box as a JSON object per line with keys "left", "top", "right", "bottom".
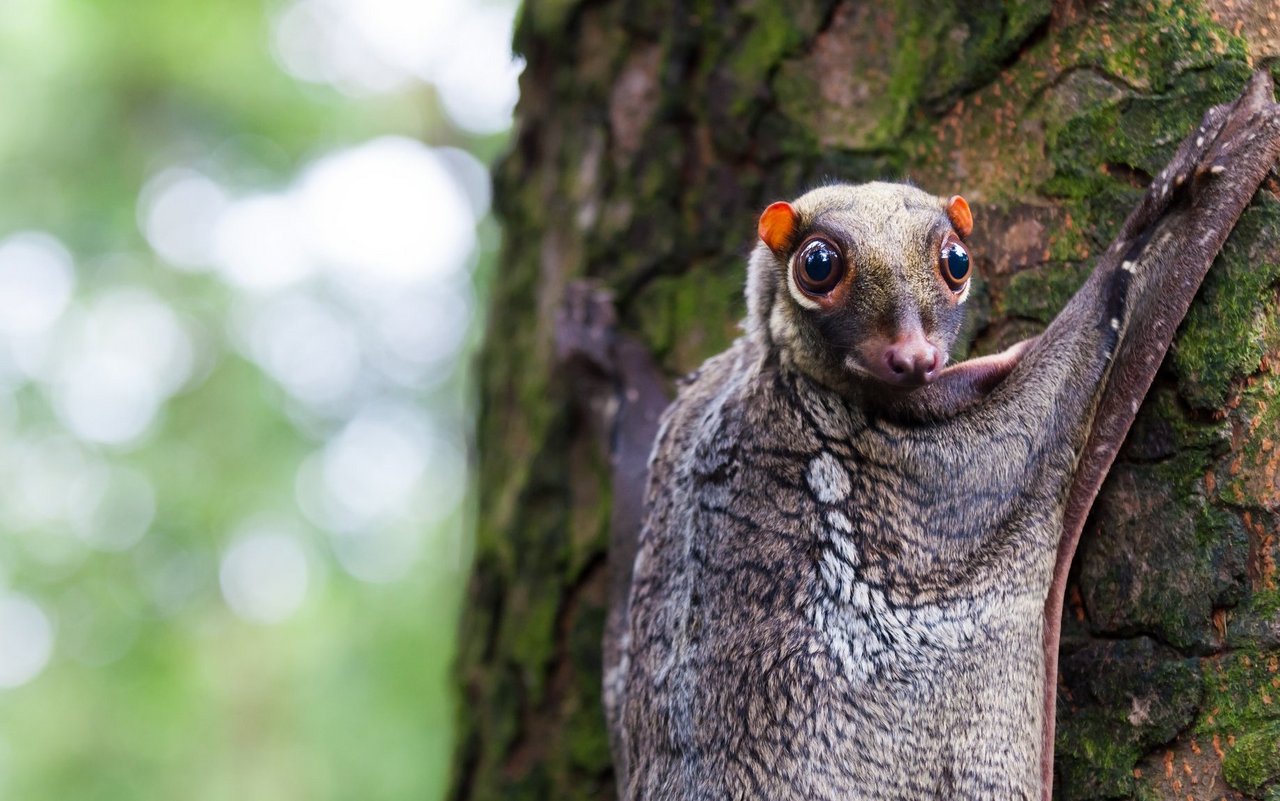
{"left": 946, "top": 195, "right": 973, "bottom": 239}
{"left": 758, "top": 201, "right": 797, "bottom": 253}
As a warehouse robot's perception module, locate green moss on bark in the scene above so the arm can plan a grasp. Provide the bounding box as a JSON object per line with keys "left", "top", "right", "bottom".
{"left": 1224, "top": 721, "right": 1280, "bottom": 795}
{"left": 629, "top": 265, "right": 746, "bottom": 374}
{"left": 1055, "top": 638, "right": 1202, "bottom": 799}
{"left": 1200, "top": 651, "right": 1280, "bottom": 736}
{"left": 1000, "top": 262, "right": 1090, "bottom": 323}
{"left": 1174, "top": 199, "right": 1280, "bottom": 410}
{"left": 1079, "top": 449, "right": 1248, "bottom": 652}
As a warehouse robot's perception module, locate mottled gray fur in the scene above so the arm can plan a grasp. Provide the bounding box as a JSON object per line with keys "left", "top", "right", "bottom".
{"left": 601, "top": 74, "right": 1280, "bottom": 800}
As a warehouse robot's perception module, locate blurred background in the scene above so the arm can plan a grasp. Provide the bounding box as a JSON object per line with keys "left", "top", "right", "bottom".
{"left": 0, "top": 0, "right": 518, "bottom": 798}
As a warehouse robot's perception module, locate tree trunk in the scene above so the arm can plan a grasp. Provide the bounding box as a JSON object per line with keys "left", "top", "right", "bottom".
{"left": 455, "top": 1, "right": 1280, "bottom": 798}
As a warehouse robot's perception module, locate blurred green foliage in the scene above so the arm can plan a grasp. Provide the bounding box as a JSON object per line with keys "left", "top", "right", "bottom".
{"left": 0, "top": 1, "right": 508, "bottom": 798}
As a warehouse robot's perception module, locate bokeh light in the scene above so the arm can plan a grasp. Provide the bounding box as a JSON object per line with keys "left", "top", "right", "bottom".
{"left": 139, "top": 169, "right": 230, "bottom": 271}
{"left": 49, "top": 289, "right": 196, "bottom": 445}
{"left": 0, "top": 0, "right": 518, "bottom": 796}
{"left": 219, "top": 524, "right": 312, "bottom": 624}
{"left": 0, "top": 233, "right": 76, "bottom": 340}
{"left": 0, "top": 595, "right": 53, "bottom": 689}
{"left": 213, "top": 193, "right": 312, "bottom": 291}
{"left": 271, "top": 0, "right": 523, "bottom": 132}
{"left": 297, "top": 137, "right": 477, "bottom": 284}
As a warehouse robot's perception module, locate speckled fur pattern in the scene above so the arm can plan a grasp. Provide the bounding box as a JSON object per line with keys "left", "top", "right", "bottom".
{"left": 614, "top": 301, "right": 1094, "bottom": 800}
{"left": 604, "top": 74, "right": 1280, "bottom": 801}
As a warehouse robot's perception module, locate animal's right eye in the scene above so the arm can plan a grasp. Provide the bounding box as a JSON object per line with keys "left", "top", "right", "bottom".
{"left": 939, "top": 238, "right": 971, "bottom": 291}
{"left": 795, "top": 239, "right": 845, "bottom": 295}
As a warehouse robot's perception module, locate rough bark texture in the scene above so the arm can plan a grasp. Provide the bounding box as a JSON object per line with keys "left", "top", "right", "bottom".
{"left": 457, "top": 1, "right": 1280, "bottom": 798}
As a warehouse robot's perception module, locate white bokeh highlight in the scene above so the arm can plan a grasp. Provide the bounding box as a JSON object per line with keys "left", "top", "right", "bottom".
{"left": 432, "top": 4, "right": 523, "bottom": 133}
{"left": 0, "top": 594, "right": 54, "bottom": 689}
{"left": 240, "top": 293, "right": 362, "bottom": 407}
{"left": 205, "top": 136, "right": 479, "bottom": 425}
{"left": 139, "top": 168, "right": 228, "bottom": 271}
{"left": 49, "top": 289, "right": 195, "bottom": 445}
{"left": 320, "top": 401, "right": 431, "bottom": 528}
{"left": 213, "top": 193, "right": 313, "bottom": 291}
{"left": 0, "top": 233, "right": 76, "bottom": 339}
{"left": 297, "top": 137, "right": 475, "bottom": 285}
{"left": 142, "top": 136, "right": 480, "bottom": 585}
{"left": 269, "top": 0, "right": 522, "bottom": 132}
{"left": 219, "top": 526, "right": 311, "bottom": 624}
{"left": 369, "top": 282, "right": 472, "bottom": 382}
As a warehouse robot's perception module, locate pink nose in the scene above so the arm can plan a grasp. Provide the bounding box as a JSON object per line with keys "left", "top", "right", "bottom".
{"left": 884, "top": 336, "right": 941, "bottom": 384}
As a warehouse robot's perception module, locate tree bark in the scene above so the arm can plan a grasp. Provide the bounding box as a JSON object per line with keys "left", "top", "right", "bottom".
{"left": 455, "top": 1, "right": 1280, "bottom": 798}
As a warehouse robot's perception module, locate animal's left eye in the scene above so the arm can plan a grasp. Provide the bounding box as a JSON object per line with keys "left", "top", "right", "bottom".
{"left": 940, "top": 241, "right": 970, "bottom": 290}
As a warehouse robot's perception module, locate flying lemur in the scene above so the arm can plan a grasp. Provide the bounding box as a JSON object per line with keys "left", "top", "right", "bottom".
{"left": 558, "top": 72, "right": 1280, "bottom": 800}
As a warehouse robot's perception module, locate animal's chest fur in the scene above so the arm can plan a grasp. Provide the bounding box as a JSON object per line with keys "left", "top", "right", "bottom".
{"left": 618, "top": 341, "right": 1059, "bottom": 799}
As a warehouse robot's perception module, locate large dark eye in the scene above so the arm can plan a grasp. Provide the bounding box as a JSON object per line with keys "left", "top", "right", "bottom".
{"left": 795, "top": 239, "right": 844, "bottom": 295}
{"left": 940, "top": 241, "right": 970, "bottom": 290}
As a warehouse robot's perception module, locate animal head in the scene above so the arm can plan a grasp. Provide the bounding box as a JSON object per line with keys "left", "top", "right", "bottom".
{"left": 745, "top": 182, "right": 974, "bottom": 392}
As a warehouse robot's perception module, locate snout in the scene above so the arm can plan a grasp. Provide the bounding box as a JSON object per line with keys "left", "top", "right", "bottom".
{"left": 854, "top": 331, "right": 943, "bottom": 388}
{"left": 884, "top": 335, "right": 941, "bottom": 385}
